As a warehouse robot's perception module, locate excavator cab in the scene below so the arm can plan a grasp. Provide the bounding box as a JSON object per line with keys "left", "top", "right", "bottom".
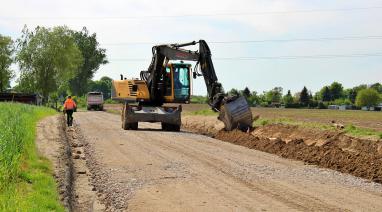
{"left": 163, "top": 63, "right": 192, "bottom": 103}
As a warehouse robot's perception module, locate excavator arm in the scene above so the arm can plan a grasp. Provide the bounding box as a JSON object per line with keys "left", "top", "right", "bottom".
{"left": 142, "top": 40, "right": 253, "bottom": 130}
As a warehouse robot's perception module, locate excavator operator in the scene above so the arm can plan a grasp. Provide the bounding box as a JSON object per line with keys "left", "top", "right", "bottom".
{"left": 63, "top": 95, "right": 77, "bottom": 127}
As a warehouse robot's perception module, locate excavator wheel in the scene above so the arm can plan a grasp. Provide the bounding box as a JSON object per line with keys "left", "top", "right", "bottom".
{"left": 129, "top": 122, "right": 138, "bottom": 130}
{"left": 123, "top": 121, "right": 138, "bottom": 130}
{"left": 171, "top": 124, "right": 180, "bottom": 132}
{"left": 161, "top": 123, "right": 180, "bottom": 132}
{"left": 122, "top": 103, "right": 138, "bottom": 130}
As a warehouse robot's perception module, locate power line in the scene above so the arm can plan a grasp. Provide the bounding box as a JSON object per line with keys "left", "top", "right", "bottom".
{"left": 102, "top": 35, "right": 382, "bottom": 46}
{"left": 2, "top": 6, "right": 382, "bottom": 20}
{"left": 109, "top": 52, "right": 382, "bottom": 61}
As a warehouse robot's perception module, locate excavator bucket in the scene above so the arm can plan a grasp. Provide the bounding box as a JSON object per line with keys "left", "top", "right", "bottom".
{"left": 218, "top": 96, "right": 253, "bottom": 131}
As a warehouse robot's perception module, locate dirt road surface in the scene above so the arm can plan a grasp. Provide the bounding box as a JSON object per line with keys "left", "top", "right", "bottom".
{"left": 74, "top": 111, "right": 382, "bottom": 211}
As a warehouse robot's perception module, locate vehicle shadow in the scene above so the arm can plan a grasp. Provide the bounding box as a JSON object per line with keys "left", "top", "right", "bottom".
{"left": 134, "top": 128, "right": 194, "bottom": 135}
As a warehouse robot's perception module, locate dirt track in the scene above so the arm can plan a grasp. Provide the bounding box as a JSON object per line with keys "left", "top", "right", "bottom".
{"left": 67, "top": 111, "right": 382, "bottom": 211}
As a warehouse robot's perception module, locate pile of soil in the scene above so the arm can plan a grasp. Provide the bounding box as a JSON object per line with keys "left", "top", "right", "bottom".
{"left": 182, "top": 116, "right": 382, "bottom": 183}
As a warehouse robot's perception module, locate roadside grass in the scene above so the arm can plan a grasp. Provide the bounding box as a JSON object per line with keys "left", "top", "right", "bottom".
{"left": 104, "top": 98, "right": 119, "bottom": 104}
{"left": 344, "top": 124, "right": 382, "bottom": 139}
{"left": 0, "top": 103, "right": 64, "bottom": 211}
{"left": 106, "top": 109, "right": 121, "bottom": 115}
{"left": 187, "top": 109, "right": 216, "bottom": 116}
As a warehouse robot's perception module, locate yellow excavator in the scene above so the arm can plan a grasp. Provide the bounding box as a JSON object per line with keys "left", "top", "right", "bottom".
{"left": 112, "top": 40, "right": 253, "bottom": 131}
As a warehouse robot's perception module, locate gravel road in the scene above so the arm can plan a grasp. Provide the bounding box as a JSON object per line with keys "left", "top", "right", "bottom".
{"left": 74, "top": 111, "right": 382, "bottom": 211}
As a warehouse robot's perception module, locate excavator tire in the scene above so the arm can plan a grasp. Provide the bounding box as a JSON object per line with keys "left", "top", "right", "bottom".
{"left": 121, "top": 103, "right": 138, "bottom": 130}
{"left": 161, "top": 123, "right": 180, "bottom": 132}
{"left": 129, "top": 122, "right": 138, "bottom": 130}
{"left": 171, "top": 124, "right": 180, "bottom": 132}
{"left": 123, "top": 121, "right": 138, "bottom": 130}
{"left": 161, "top": 123, "right": 169, "bottom": 131}
{"left": 122, "top": 103, "right": 127, "bottom": 130}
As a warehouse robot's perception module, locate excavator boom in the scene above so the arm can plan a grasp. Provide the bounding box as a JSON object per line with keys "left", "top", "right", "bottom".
{"left": 145, "top": 40, "right": 253, "bottom": 130}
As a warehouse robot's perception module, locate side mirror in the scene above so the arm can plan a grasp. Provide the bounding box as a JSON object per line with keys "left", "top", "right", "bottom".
{"left": 193, "top": 72, "right": 197, "bottom": 79}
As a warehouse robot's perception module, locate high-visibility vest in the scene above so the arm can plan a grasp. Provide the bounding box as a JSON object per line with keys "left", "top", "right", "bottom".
{"left": 64, "top": 99, "right": 77, "bottom": 110}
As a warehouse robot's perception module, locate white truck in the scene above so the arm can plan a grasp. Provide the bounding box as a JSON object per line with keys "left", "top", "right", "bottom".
{"left": 87, "top": 92, "right": 104, "bottom": 111}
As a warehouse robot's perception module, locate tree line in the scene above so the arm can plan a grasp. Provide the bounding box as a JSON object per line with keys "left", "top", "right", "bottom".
{"left": 226, "top": 82, "right": 382, "bottom": 108}
{"left": 0, "top": 25, "right": 108, "bottom": 102}
{"left": 192, "top": 82, "right": 382, "bottom": 108}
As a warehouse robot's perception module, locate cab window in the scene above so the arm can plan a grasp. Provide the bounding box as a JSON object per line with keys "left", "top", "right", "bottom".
{"left": 173, "top": 66, "right": 190, "bottom": 101}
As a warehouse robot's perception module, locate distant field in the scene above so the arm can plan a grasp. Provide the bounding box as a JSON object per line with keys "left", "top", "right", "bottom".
{"left": 181, "top": 104, "right": 382, "bottom": 131}
{"left": 251, "top": 107, "right": 382, "bottom": 131}
{"left": 105, "top": 103, "right": 382, "bottom": 131}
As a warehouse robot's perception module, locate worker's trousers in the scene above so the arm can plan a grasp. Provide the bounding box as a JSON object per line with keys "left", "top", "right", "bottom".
{"left": 66, "top": 109, "right": 74, "bottom": 126}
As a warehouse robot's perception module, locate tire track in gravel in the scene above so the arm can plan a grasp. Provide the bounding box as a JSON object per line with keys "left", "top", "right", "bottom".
{"left": 74, "top": 111, "right": 382, "bottom": 211}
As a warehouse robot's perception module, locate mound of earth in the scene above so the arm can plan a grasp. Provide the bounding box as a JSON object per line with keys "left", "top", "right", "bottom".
{"left": 182, "top": 116, "right": 382, "bottom": 183}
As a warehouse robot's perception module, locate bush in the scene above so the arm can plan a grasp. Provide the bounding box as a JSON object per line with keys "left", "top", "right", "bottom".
{"left": 71, "top": 96, "right": 86, "bottom": 108}
{"left": 260, "top": 102, "right": 269, "bottom": 107}
{"left": 104, "top": 98, "right": 118, "bottom": 104}
{"left": 317, "top": 102, "right": 328, "bottom": 109}
{"left": 308, "top": 101, "right": 318, "bottom": 108}
{"left": 190, "top": 95, "right": 208, "bottom": 104}
{"left": 355, "top": 88, "right": 380, "bottom": 107}
{"left": 285, "top": 103, "right": 301, "bottom": 108}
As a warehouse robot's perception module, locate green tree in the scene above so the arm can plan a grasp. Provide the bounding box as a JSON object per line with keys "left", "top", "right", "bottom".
{"left": 319, "top": 86, "right": 331, "bottom": 101}
{"left": 69, "top": 27, "right": 108, "bottom": 96}
{"left": 299, "top": 86, "right": 310, "bottom": 106}
{"left": 247, "top": 91, "right": 259, "bottom": 106}
{"left": 347, "top": 84, "right": 367, "bottom": 103}
{"left": 329, "top": 82, "right": 344, "bottom": 100}
{"left": 16, "top": 26, "right": 83, "bottom": 100}
{"left": 355, "top": 88, "right": 381, "bottom": 107}
{"left": 242, "top": 87, "right": 251, "bottom": 98}
{"left": 370, "top": 83, "right": 382, "bottom": 93}
{"left": 283, "top": 90, "right": 294, "bottom": 105}
{"left": 265, "top": 87, "right": 283, "bottom": 103}
{"left": 0, "top": 34, "right": 14, "bottom": 92}
{"left": 88, "top": 76, "right": 113, "bottom": 99}
{"left": 228, "top": 88, "right": 239, "bottom": 96}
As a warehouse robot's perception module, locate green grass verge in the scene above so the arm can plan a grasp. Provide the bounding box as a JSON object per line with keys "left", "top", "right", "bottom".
{"left": 344, "top": 124, "right": 382, "bottom": 139}
{"left": 187, "top": 109, "right": 216, "bottom": 116}
{"left": 0, "top": 103, "right": 64, "bottom": 211}
{"left": 105, "top": 109, "right": 121, "bottom": 115}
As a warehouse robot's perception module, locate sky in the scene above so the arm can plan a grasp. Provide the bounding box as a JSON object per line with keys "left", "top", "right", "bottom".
{"left": 1, "top": 0, "right": 382, "bottom": 95}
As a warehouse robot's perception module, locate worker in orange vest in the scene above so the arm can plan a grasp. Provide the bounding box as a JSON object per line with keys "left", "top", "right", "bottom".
{"left": 63, "top": 96, "right": 77, "bottom": 126}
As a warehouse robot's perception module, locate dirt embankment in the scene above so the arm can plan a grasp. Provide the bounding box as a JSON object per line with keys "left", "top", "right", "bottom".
{"left": 182, "top": 115, "right": 382, "bottom": 183}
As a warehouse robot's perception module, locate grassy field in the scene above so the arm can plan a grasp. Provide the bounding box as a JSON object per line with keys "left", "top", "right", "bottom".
{"left": 183, "top": 104, "right": 382, "bottom": 139}
{"left": 0, "top": 103, "right": 64, "bottom": 211}
{"left": 104, "top": 103, "right": 382, "bottom": 138}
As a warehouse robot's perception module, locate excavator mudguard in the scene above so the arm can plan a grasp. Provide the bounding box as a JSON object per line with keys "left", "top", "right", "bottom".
{"left": 218, "top": 96, "right": 253, "bottom": 131}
